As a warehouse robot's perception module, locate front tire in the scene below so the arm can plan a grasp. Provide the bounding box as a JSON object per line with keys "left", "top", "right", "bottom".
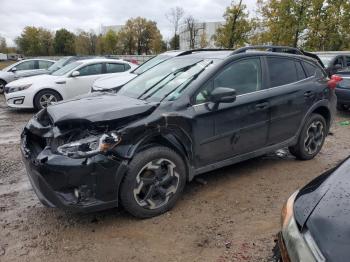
{"left": 34, "top": 90, "right": 62, "bottom": 110}
{"left": 289, "top": 113, "right": 327, "bottom": 160}
{"left": 120, "top": 146, "right": 186, "bottom": 218}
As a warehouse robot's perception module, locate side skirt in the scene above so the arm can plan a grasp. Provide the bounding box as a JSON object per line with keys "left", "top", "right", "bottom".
{"left": 193, "top": 137, "right": 297, "bottom": 177}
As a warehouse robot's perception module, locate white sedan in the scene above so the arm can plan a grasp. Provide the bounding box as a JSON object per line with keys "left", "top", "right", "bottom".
{"left": 0, "top": 58, "right": 55, "bottom": 94}
{"left": 4, "top": 58, "right": 136, "bottom": 110}
{"left": 91, "top": 50, "right": 187, "bottom": 92}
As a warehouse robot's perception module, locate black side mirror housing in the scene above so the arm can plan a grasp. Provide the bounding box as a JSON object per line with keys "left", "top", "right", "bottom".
{"left": 210, "top": 87, "right": 237, "bottom": 104}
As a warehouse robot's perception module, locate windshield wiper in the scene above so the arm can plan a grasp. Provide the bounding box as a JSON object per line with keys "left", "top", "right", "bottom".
{"left": 138, "top": 60, "right": 204, "bottom": 100}
{"left": 159, "top": 60, "right": 214, "bottom": 102}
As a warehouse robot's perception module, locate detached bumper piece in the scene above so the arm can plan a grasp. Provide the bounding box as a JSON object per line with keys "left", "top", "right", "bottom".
{"left": 21, "top": 128, "right": 125, "bottom": 213}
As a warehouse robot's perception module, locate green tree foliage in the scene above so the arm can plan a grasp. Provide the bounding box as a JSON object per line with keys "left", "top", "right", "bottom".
{"left": 102, "top": 30, "right": 120, "bottom": 54}
{"left": 15, "top": 26, "right": 41, "bottom": 56}
{"left": 54, "top": 29, "right": 76, "bottom": 55}
{"left": 255, "top": 0, "right": 350, "bottom": 50}
{"left": 66, "top": 29, "right": 99, "bottom": 55}
{"left": 213, "top": 0, "right": 254, "bottom": 48}
{"left": 38, "top": 28, "right": 54, "bottom": 55}
{"left": 0, "top": 36, "right": 7, "bottom": 53}
{"left": 255, "top": 0, "right": 310, "bottom": 47}
{"left": 15, "top": 27, "right": 53, "bottom": 56}
{"left": 304, "top": 0, "right": 350, "bottom": 51}
{"left": 119, "top": 17, "right": 164, "bottom": 54}
{"left": 169, "top": 35, "right": 180, "bottom": 50}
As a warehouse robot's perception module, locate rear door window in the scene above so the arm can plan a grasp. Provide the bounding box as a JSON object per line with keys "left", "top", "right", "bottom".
{"left": 78, "top": 63, "right": 103, "bottom": 76}
{"left": 38, "top": 60, "right": 53, "bottom": 69}
{"left": 267, "top": 57, "right": 298, "bottom": 87}
{"left": 106, "top": 63, "right": 126, "bottom": 73}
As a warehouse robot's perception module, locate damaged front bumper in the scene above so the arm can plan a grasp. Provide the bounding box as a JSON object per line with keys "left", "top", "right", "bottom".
{"left": 21, "top": 126, "right": 128, "bottom": 213}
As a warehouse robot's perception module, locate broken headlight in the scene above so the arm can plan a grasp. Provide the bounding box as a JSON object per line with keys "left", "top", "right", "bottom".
{"left": 57, "top": 132, "right": 121, "bottom": 158}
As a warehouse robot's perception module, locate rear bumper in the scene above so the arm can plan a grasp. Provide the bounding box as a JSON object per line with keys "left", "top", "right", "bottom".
{"left": 21, "top": 129, "right": 128, "bottom": 212}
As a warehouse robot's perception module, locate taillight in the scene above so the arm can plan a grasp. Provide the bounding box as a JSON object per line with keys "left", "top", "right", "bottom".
{"left": 328, "top": 75, "right": 343, "bottom": 89}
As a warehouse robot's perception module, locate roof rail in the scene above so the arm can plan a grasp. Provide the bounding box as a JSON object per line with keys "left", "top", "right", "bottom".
{"left": 231, "top": 45, "right": 304, "bottom": 55}
{"left": 178, "top": 48, "right": 234, "bottom": 56}
{"left": 231, "top": 45, "right": 325, "bottom": 68}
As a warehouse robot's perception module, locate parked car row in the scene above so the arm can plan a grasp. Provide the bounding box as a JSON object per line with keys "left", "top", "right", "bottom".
{"left": 4, "top": 58, "right": 136, "bottom": 109}
{"left": 0, "top": 58, "right": 55, "bottom": 93}
{"left": 4, "top": 46, "right": 349, "bottom": 261}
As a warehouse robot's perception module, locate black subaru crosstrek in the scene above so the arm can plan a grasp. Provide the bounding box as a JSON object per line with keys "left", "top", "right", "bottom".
{"left": 21, "top": 47, "right": 338, "bottom": 218}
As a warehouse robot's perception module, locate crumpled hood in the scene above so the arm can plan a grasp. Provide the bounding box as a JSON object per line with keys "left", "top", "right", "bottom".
{"left": 294, "top": 157, "right": 350, "bottom": 261}
{"left": 93, "top": 72, "right": 136, "bottom": 90}
{"left": 6, "top": 74, "right": 58, "bottom": 87}
{"left": 46, "top": 93, "right": 158, "bottom": 125}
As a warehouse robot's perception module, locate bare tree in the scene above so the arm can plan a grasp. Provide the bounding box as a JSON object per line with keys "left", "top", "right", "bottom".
{"left": 183, "top": 16, "right": 205, "bottom": 49}
{"left": 166, "top": 7, "right": 184, "bottom": 49}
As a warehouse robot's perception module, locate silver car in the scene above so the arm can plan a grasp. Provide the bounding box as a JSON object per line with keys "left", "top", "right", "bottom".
{"left": 0, "top": 58, "right": 55, "bottom": 93}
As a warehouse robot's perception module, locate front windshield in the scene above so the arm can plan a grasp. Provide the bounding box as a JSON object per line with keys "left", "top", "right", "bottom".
{"left": 119, "top": 58, "right": 217, "bottom": 102}
{"left": 133, "top": 55, "right": 171, "bottom": 75}
{"left": 318, "top": 55, "right": 336, "bottom": 67}
{"left": 48, "top": 57, "right": 71, "bottom": 72}
{"left": 51, "top": 61, "right": 82, "bottom": 76}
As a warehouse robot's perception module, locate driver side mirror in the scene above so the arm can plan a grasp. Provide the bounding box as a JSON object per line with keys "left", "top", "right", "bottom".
{"left": 10, "top": 67, "right": 17, "bottom": 72}
{"left": 210, "top": 87, "right": 237, "bottom": 104}
{"left": 71, "top": 71, "right": 80, "bottom": 77}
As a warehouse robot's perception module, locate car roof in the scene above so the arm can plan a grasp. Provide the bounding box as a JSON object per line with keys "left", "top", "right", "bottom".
{"left": 77, "top": 58, "right": 129, "bottom": 64}
{"left": 172, "top": 49, "right": 319, "bottom": 64}
{"left": 235, "top": 51, "right": 321, "bottom": 65}
{"left": 173, "top": 50, "right": 233, "bottom": 60}
{"left": 21, "top": 58, "right": 56, "bottom": 62}
{"left": 161, "top": 50, "right": 191, "bottom": 57}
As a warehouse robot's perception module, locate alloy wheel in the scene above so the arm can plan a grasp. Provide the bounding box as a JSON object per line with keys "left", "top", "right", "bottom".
{"left": 39, "top": 94, "right": 57, "bottom": 108}
{"left": 304, "top": 120, "right": 324, "bottom": 155}
{"left": 133, "top": 158, "right": 180, "bottom": 210}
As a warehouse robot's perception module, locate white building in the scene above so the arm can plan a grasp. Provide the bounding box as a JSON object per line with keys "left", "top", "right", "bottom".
{"left": 179, "top": 21, "right": 223, "bottom": 50}
{"left": 101, "top": 25, "right": 124, "bottom": 35}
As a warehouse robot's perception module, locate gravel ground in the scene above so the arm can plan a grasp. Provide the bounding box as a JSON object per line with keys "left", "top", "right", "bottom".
{"left": 0, "top": 94, "right": 350, "bottom": 262}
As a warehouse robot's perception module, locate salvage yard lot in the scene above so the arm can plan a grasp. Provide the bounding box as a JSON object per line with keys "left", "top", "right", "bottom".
{"left": 0, "top": 94, "right": 350, "bottom": 262}
{"left": 0, "top": 61, "right": 15, "bottom": 70}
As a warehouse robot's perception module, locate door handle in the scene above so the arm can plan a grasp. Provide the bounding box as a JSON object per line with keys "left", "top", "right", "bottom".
{"left": 255, "top": 102, "right": 269, "bottom": 110}
{"left": 304, "top": 91, "right": 314, "bottom": 98}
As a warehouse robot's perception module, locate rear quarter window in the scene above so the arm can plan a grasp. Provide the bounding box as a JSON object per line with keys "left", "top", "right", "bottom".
{"left": 303, "top": 62, "right": 326, "bottom": 78}
{"left": 125, "top": 64, "right": 131, "bottom": 71}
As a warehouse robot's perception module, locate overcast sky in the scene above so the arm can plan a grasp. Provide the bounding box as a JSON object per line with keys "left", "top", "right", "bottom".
{"left": 0, "top": 0, "right": 257, "bottom": 46}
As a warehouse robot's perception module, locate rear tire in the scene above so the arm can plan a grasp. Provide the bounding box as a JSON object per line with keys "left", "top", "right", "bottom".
{"left": 0, "top": 80, "right": 6, "bottom": 94}
{"left": 289, "top": 113, "right": 327, "bottom": 160}
{"left": 34, "top": 90, "right": 62, "bottom": 110}
{"left": 120, "top": 146, "right": 186, "bottom": 218}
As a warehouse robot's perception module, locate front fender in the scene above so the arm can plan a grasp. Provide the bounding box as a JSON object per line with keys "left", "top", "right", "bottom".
{"left": 114, "top": 124, "right": 195, "bottom": 181}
